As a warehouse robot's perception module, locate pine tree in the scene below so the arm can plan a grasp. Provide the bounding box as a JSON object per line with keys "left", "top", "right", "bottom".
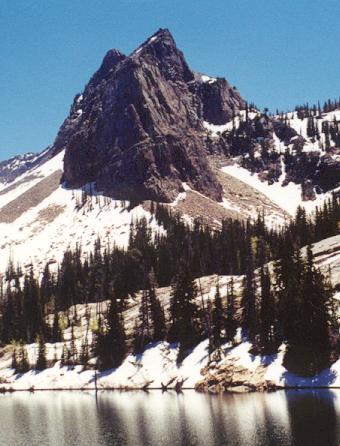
{"left": 36, "top": 335, "right": 47, "bottom": 370}
{"left": 148, "top": 272, "right": 166, "bottom": 342}
{"left": 168, "top": 262, "right": 200, "bottom": 362}
{"left": 133, "top": 289, "right": 152, "bottom": 354}
{"left": 40, "top": 264, "right": 54, "bottom": 315}
{"left": 51, "top": 307, "right": 62, "bottom": 342}
{"left": 275, "top": 242, "right": 304, "bottom": 347}
{"left": 80, "top": 337, "right": 90, "bottom": 366}
{"left": 294, "top": 206, "right": 312, "bottom": 246}
{"left": 2, "top": 285, "right": 16, "bottom": 343}
{"left": 241, "top": 238, "right": 257, "bottom": 341}
{"left": 96, "top": 295, "right": 127, "bottom": 370}
{"left": 17, "top": 345, "right": 29, "bottom": 373}
{"left": 23, "top": 268, "right": 45, "bottom": 342}
{"left": 61, "top": 342, "right": 68, "bottom": 367}
{"left": 259, "top": 265, "right": 276, "bottom": 353}
{"left": 210, "top": 279, "right": 225, "bottom": 352}
{"left": 225, "top": 277, "right": 237, "bottom": 344}
{"left": 307, "top": 116, "right": 316, "bottom": 138}
{"left": 53, "top": 344, "right": 58, "bottom": 362}
{"left": 69, "top": 324, "right": 78, "bottom": 366}
{"left": 80, "top": 306, "right": 91, "bottom": 367}
{"left": 11, "top": 348, "right": 18, "bottom": 371}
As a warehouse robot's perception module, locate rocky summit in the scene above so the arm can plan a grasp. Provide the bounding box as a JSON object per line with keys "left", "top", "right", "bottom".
{"left": 53, "top": 28, "right": 245, "bottom": 202}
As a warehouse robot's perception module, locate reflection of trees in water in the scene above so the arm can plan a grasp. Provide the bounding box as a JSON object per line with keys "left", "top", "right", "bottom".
{"left": 94, "top": 391, "right": 131, "bottom": 445}
{"left": 96, "top": 391, "right": 339, "bottom": 446}
{"left": 0, "top": 390, "right": 339, "bottom": 445}
{"left": 0, "top": 392, "right": 104, "bottom": 445}
{"left": 286, "top": 390, "right": 338, "bottom": 446}
{"left": 207, "top": 394, "right": 228, "bottom": 445}
{"left": 261, "top": 392, "right": 292, "bottom": 446}
{"left": 206, "top": 392, "right": 290, "bottom": 445}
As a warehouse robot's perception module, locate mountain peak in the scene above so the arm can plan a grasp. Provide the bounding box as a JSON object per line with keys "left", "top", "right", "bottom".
{"left": 150, "top": 27, "right": 175, "bottom": 43}
{"left": 54, "top": 30, "right": 246, "bottom": 202}
{"left": 130, "top": 28, "right": 194, "bottom": 84}
{"left": 131, "top": 28, "right": 176, "bottom": 57}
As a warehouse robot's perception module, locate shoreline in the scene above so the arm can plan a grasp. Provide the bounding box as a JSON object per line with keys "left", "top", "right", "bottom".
{"left": 1, "top": 385, "right": 340, "bottom": 393}
{"left": 1, "top": 339, "right": 339, "bottom": 394}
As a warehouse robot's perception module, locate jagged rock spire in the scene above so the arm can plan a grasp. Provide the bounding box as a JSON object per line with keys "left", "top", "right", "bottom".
{"left": 53, "top": 30, "right": 246, "bottom": 202}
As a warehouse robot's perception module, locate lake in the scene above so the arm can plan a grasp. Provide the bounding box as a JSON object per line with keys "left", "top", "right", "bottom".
{"left": 0, "top": 390, "right": 339, "bottom": 445}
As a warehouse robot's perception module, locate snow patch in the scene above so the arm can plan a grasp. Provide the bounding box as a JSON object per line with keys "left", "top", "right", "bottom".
{"left": 203, "top": 121, "right": 231, "bottom": 136}
{"left": 201, "top": 74, "right": 217, "bottom": 84}
{"left": 221, "top": 162, "right": 335, "bottom": 217}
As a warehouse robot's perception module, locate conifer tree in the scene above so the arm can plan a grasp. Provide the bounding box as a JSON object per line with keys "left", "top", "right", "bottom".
{"left": 80, "top": 337, "right": 90, "bottom": 366}
{"left": 17, "top": 345, "right": 29, "bottom": 373}
{"left": 96, "top": 294, "right": 127, "bottom": 370}
{"left": 275, "top": 242, "right": 304, "bottom": 346}
{"left": 133, "top": 289, "right": 152, "bottom": 354}
{"left": 294, "top": 206, "right": 312, "bottom": 246}
{"left": 210, "top": 279, "right": 225, "bottom": 352}
{"left": 168, "top": 262, "right": 200, "bottom": 362}
{"left": 241, "top": 238, "right": 257, "bottom": 341}
{"left": 51, "top": 307, "right": 62, "bottom": 342}
{"left": 259, "top": 265, "right": 276, "bottom": 353}
{"left": 40, "top": 264, "right": 54, "bottom": 315}
{"left": 36, "top": 335, "right": 47, "bottom": 370}
{"left": 148, "top": 272, "right": 166, "bottom": 342}
{"left": 11, "top": 348, "right": 18, "bottom": 371}
{"left": 225, "top": 277, "right": 237, "bottom": 344}
{"left": 23, "top": 268, "right": 45, "bottom": 342}
{"left": 69, "top": 324, "right": 78, "bottom": 366}
{"left": 61, "top": 342, "right": 68, "bottom": 367}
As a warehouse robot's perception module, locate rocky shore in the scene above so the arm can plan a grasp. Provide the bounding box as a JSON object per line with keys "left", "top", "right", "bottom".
{"left": 195, "top": 360, "right": 280, "bottom": 394}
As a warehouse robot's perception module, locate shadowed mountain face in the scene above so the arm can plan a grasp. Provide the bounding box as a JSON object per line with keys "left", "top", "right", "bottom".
{"left": 54, "top": 28, "right": 245, "bottom": 202}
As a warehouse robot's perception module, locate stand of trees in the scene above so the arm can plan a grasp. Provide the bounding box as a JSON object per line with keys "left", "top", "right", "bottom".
{"left": 240, "top": 239, "right": 336, "bottom": 376}
{"left": 0, "top": 192, "right": 339, "bottom": 375}
{"left": 295, "top": 98, "right": 340, "bottom": 119}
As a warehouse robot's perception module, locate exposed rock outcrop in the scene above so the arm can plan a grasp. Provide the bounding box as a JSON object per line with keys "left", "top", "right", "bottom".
{"left": 195, "top": 359, "right": 278, "bottom": 394}
{"left": 0, "top": 151, "right": 47, "bottom": 186}
{"left": 53, "top": 28, "right": 245, "bottom": 202}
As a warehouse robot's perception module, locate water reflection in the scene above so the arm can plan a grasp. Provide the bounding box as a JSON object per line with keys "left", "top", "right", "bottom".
{"left": 286, "top": 390, "right": 340, "bottom": 446}
{"left": 0, "top": 390, "right": 339, "bottom": 445}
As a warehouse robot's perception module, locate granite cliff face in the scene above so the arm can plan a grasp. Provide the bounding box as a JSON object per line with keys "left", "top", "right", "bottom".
{"left": 54, "top": 29, "right": 245, "bottom": 202}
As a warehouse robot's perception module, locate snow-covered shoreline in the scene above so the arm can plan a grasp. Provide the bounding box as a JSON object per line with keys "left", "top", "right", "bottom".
{"left": 2, "top": 339, "right": 340, "bottom": 393}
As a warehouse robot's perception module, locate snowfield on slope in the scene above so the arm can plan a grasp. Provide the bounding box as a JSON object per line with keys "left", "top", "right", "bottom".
{"left": 221, "top": 163, "right": 336, "bottom": 217}
{"left": 0, "top": 150, "right": 160, "bottom": 275}
{"left": 0, "top": 186, "right": 157, "bottom": 275}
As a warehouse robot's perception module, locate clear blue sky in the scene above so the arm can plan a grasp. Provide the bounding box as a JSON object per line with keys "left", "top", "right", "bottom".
{"left": 1, "top": 0, "right": 340, "bottom": 160}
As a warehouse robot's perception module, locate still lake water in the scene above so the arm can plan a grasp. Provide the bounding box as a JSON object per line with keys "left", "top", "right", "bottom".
{"left": 0, "top": 390, "right": 339, "bottom": 446}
